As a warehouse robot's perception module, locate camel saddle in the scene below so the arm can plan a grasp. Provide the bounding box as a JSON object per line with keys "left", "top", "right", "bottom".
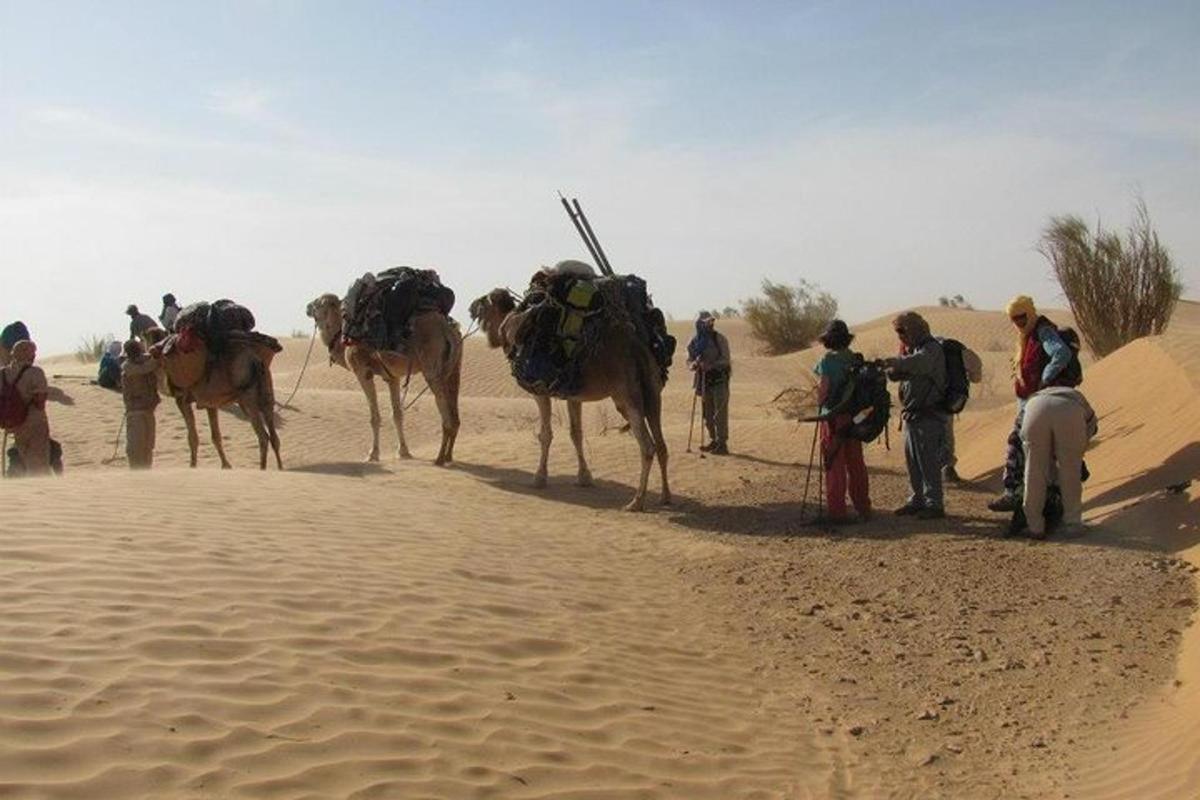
{"left": 343, "top": 267, "right": 454, "bottom": 353}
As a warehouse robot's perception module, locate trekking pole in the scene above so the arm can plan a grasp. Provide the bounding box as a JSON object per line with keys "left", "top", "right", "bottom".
{"left": 1, "top": 430, "right": 7, "bottom": 477}
{"left": 105, "top": 416, "right": 125, "bottom": 464}
{"left": 800, "top": 419, "right": 819, "bottom": 518}
{"left": 686, "top": 375, "right": 699, "bottom": 453}
{"left": 698, "top": 370, "right": 707, "bottom": 459}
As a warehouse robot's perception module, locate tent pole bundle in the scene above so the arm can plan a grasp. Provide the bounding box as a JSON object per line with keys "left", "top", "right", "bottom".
{"left": 559, "top": 194, "right": 615, "bottom": 277}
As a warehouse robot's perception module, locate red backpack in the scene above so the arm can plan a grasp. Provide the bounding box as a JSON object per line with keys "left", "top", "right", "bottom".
{"left": 0, "top": 365, "right": 32, "bottom": 431}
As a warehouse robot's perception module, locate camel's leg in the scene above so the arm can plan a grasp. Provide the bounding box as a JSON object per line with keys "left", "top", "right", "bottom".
{"left": 240, "top": 399, "right": 270, "bottom": 470}
{"left": 385, "top": 375, "right": 413, "bottom": 460}
{"left": 534, "top": 394, "right": 552, "bottom": 488}
{"left": 646, "top": 404, "right": 671, "bottom": 505}
{"left": 436, "top": 355, "right": 462, "bottom": 465}
{"left": 259, "top": 369, "right": 282, "bottom": 469}
{"left": 266, "top": 409, "right": 282, "bottom": 470}
{"left": 357, "top": 371, "right": 383, "bottom": 462}
{"left": 179, "top": 398, "right": 200, "bottom": 468}
{"left": 207, "top": 408, "right": 232, "bottom": 469}
{"left": 622, "top": 407, "right": 656, "bottom": 513}
{"left": 568, "top": 400, "right": 592, "bottom": 487}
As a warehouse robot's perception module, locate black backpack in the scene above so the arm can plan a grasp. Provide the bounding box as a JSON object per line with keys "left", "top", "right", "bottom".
{"left": 1056, "top": 327, "right": 1084, "bottom": 387}
{"left": 832, "top": 356, "right": 892, "bottom": 443}
{"left": 938, "top": 338, "right": 970, "bottom": 414}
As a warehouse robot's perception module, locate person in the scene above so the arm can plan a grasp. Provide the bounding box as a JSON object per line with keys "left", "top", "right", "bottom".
{"left": 0, "top": 340, "right": 52, "bottom": 475}
{"left": 882, "top": 311, "right": 947, "bottom": 519}
{"left": 813, "top": 319, "right": 871, "bottom": 523}
{"left": 120, "top": 338, "right": 161, "bottom": 469}
{"left": 941, "top": 342, "right": 983, "bottom": 483}
{"left": 988, "top": 295, "right": 1072, "bottom": 512}
{"left": 686, "top": 311, "right": 732, "bottom": 455}
{"left": 160, "top": 293, "right": 182, "bottom": 332}
{"left": 1, "top": 320, "right": 31, "bottom": 366}
{"left": 126, "top": 304, "right": 159, "bottom": 340}
{"left": 1017, "top": 386, "right": 1098, "bottom": 539}
{"left": 97, "top": 340, "right": 123, "bottom": 390}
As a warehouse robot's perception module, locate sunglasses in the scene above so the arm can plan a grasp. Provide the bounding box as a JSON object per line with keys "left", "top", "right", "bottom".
{"left": 1010, "top": 313, "right": 1029, "bottom": 324}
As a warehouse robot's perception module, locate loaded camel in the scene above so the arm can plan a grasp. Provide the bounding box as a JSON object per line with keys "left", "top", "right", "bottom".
{"left": 305, "top": 293, "right": 462, "bottom": 465}
{"left": 468, "top": 272, "right": 670, "bottom": 512}
{"left": 145, "top": 326, "right": 283, "bottom": 470}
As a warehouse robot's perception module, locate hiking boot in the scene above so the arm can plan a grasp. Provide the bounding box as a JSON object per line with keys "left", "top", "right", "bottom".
{"left": 916, "top": 507, "right": 946, "bottom": 520}
{"left": 942, "top": 465, "right": 962, "bottom": 484}
{"left": 699, "top": 442, "right": 715, "bottom": 452}
{"left": 894, "top": 503, "right": 922, "bottom": 516}
{"left": 1005, "top": 508, "right": 1028, "bottom": 537}
{"left": 987, "top": 493, "right": 1020, "bottom": 513}
{"left": 1028, "top": 527, "right": 1048, "bottom": 540}
{"left": 709, "top": 442, "right": 729, "bottom": 455}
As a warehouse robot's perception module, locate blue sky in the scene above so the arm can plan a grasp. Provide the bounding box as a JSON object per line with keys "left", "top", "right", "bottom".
{"left": 2, "top": 1, "right": 1197, "bottom": 352}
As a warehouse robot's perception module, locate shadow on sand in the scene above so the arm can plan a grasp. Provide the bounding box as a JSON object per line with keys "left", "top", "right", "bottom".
{"left": 454, "top": 460, "right": 679, "bottom": 513}
{"left": 289, "top": 461, "right": 389, "bottom": 478}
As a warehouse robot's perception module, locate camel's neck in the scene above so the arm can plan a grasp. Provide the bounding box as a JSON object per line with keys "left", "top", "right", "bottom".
{"left": 318, "top": 321, "right": 347, "bottom": 367}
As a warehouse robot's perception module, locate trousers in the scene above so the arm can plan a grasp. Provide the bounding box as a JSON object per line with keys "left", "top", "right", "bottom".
{"left": 821, "top": 415, "right": 870, "bottom": 518}
{"left": 126, "top": 410, "right": 156, "bottom": 469}
{"left": 1021, "top": 393, "right": 1088, "bottom": 535}
{"left": 904, "top": 412, "right": 946, "bottom": 510}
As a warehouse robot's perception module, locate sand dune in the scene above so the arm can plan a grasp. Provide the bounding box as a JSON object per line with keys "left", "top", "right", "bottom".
{"left": 2, "top": 300, "right": 1196, "bottom": 798}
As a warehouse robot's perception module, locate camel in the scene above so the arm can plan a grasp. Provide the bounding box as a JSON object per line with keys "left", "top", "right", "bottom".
{"left": 305, "top": 293, "right": 462, "bottom": 465}
{"left": 146, "top": 327, "right": 282, "bottom": 470}
{"left": 468, "top": 283, "right": 670, "bottom": 511}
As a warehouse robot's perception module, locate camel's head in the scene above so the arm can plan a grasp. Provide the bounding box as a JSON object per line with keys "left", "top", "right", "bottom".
{"left": 306, "top": 293, "right": 342, "bottom": 333}
{"left": 469, "top": 288, "right": 518, "bottom": 349}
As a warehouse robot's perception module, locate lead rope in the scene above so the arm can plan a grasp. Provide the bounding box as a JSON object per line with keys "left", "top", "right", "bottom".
{"left": 276, "top": 323, "right": 319, "bottom": 410}
{"left": 402, "top": 319, "right": 479, "bottom": 412}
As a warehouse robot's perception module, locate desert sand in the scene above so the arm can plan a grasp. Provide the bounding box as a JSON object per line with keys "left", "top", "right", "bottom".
{"left": 1, "top": 300, "right": 1196, "bottom": 799}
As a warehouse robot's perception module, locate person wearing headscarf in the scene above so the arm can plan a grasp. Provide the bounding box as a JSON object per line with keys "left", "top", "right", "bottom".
{"left": 988, "top": 295, "right": 1072, "bottom": 512}
{"left": 126, "top": 304, "right": 159, "bottom": 341}
{"left": 97, "top": 340, "right": 124, "bottom": 390}
{"left": 1, "top": 340, "right": 51, "bottom": 475}
{"left": 160, "top": 293, "right": 182, "bottom": 332}
{"left": 882, "top": 311, "right": 947, "bottom": 519}
{"left": 1, "top": 320, "right": 31, "bottom": 366}
{"left": 686, "top": 311, "right": 732, "bottom": 454}
{"left": 813, "top": 319, "right": 871, "bottom": 523}
{"left": 120, "top": 338, "right": 161, "bottom": 469}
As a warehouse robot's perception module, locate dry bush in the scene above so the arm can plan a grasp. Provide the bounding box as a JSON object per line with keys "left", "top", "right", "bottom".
{"left": 74, "top": 334, "right": 114, "bottom": 363}
{"left": 770, "top": 373, "right": 820, "bottom": 421}
{"left": 742, "top": 279, "right": 837, "bottom": 355}
{"left": 1039, "top": 199, "right": 1183, "bottom": 357}
{"left": 938, "top": 294, "right": 974, "bottom": 310}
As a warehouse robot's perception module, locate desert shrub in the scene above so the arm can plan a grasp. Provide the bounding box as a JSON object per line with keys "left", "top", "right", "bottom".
{"left": 770, "top": 375, "right": 820, "bottom": 421}
{"left": 1039, "top": 199, "right": 1183, "bottom": 357}
{"left": 742, "top": 279, "right": 837, "bottom": 355}
{"left": 721, "top": 306, "right": 740, "bottom": 318}
{"left": 938, "top": 294, "right": 973, "bottom": 309}
{"left": 75, "top": 334, "right": 114, "bottom": 363}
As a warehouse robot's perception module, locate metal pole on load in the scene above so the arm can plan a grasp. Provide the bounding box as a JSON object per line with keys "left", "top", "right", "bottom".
{"left": 558, "top": 193, "right": 614, "bottom": 276}
{"left": 570, "top": 198, "right": 615, "bottom": 276}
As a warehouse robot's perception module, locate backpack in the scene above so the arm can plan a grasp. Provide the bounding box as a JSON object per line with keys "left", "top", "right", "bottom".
{"left": 833, "top": 356, "right": 892, "bottom": 443}
{"left": 1056, "top": 327, "right": 1084, "bottom": 387}
{"left": 0, "top": 365, "right": 32, "bottom": 431}
{"left": 938, "top": 338, "right": 970, "bottom": 414}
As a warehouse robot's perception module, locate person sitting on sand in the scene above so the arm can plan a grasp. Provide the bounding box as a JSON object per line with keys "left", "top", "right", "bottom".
{"left": 813, "top": 319, "right": 871, "bottom": 524}
{"left": 988, "top": 295, "right": 1072, "bottom": 513}
{"left": 96, "top": 340, "right": 123, "bottom": 390}
{"left": 120, "top": 338, "right": 161, "bottom": 469}
{"left": 1016, "top": 385, "right": 1098, "bottom": 539}
{"left": 1, "top": 339, "right": 52, "bottom": 476}
{"left": 882, "top": 311, "right": 947, "bottom": 520}
{"left": 126, "top": 304, "right": 159, "bottom": 341}
{"left": 687, "top": 310, "right": 732, "bottom": 455}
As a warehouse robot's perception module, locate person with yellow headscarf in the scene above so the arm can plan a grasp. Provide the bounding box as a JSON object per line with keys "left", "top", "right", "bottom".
{"left": 987, "top": 295, "right": 1073, "bottom": 512}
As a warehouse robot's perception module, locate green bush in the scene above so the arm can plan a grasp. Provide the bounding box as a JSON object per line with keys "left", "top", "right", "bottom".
{"left": 75, "top": 334, "right": 114, "bottom": 363}
{"left": 742, "top": 279, "right": 837, "bottom": 355}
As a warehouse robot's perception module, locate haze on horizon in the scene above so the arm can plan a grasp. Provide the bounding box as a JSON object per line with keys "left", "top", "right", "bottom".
{"left": 2, "top": 0, "right": 1197, "bottom": 354}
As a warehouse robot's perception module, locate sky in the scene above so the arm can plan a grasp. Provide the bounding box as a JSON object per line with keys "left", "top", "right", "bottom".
{"left": 2, "top": 0, "right": 1198, "bottom": 354}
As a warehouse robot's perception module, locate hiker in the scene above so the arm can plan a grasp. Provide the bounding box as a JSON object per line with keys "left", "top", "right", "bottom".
{"left": 1018, "top": 386, "right": 1098, "bottom": 539}
{"left": 686, "top": 311, "right": 731, "bottom": 455}
{"left": 814, "top": 320, "right": 871, "bottom": 523}
{"left": 942, "top": 342, "right": 983, "bottom": 483}
{"left": 1, "top": 340, "right": 52, "bottom": 475}
{"left": 126, "top": 304, "right": 159, "bottom": 341}
{"left": 882, "top": 311, "right": 947, "bottom": 519}
{"left": 160, "top": 293, "right": 182, "bottom": 331}
{"left": 1, "top": 320, "right": 30, "bottom": 366}
{"left": 120, "top": 338, "right": 160, "bottom": 469}
{"left": 96, "top": 340, "right": 123, "bottom": 390}
{"left": 988, "top": 295, "right": 1072, "bottom": 512}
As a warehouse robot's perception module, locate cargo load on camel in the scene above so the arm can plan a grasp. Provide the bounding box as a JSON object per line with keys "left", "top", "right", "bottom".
{"left": 172, "top": 299, "right": 281, "bottom": 356}
{"left": 342, "top": 267, "right": 455, "bottom": 353}
{"left": 507, "top": 262, "right": 675, "bottom": 397}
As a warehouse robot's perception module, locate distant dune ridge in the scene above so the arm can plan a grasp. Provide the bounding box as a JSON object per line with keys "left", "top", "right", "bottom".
{"left": 1, "top": 300, "right": 1195, "bottom": 798}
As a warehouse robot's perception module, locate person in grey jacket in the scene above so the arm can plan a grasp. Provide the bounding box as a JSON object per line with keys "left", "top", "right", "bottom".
{"left": 882, "top": 311, "right": 948, "bottom": 519}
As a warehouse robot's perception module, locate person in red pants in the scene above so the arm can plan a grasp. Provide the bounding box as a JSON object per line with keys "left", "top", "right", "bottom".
{"left": 813, "top": 320, "right": 871, "bottom": 524}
